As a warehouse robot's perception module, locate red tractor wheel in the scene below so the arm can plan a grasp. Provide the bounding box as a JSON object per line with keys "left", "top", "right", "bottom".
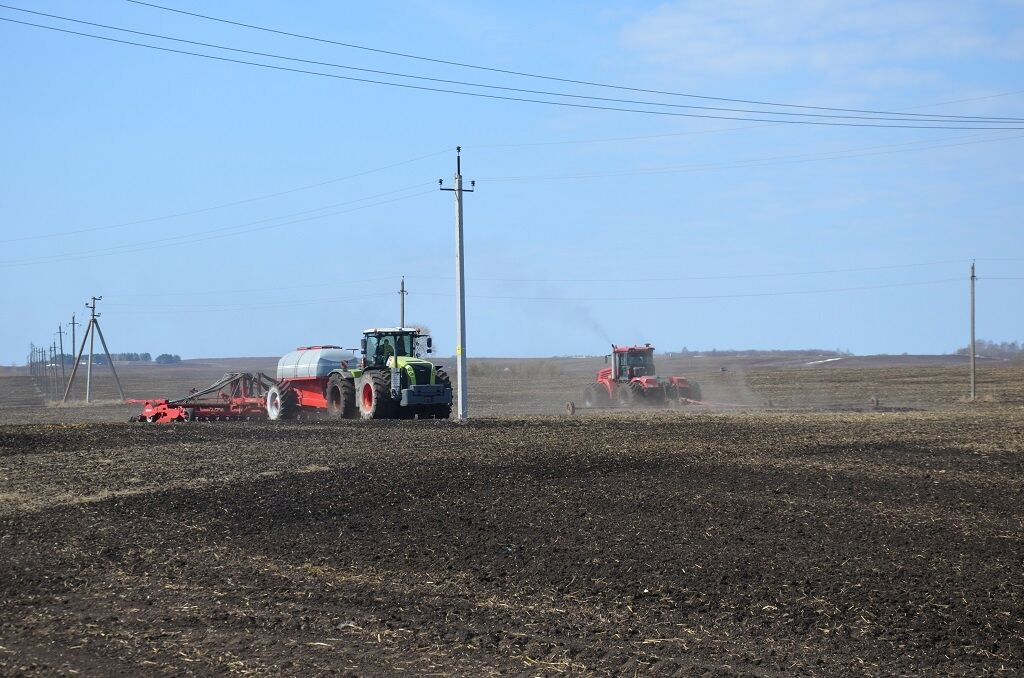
{"left": 358, "top": 371, "right": 394, "bottom": 420}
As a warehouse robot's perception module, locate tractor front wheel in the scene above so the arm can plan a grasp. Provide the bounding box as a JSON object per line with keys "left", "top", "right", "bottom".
{"left": 358, "top": 371, "right": 394, "bottom": 420}
{"left": 426, "top": 368, "right": 453, "bottom": 419}
{"left": 628, "top": 380, "right": 645, "bottom": 405}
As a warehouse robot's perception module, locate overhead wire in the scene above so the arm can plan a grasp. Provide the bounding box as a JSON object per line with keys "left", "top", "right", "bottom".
{"left": 122, "top": 0, "right": 1024, "bottom": 122}
{"left": 3, "top": 16, "right": 1023, "bottom": 130}
{"left": 104, "top": 276, "right": 398, "bottom": 298}
{"left": 3, "top": 5, "right": 1022, "bottom": 125}
{"left": 0, "top": 145, "right": 449, "bottom": 244}
{"left": 474, "top": 131, "right": 1024, "bottom": 181}
{"left": 103, "top": 276, "right": 973, "bottom": 313}
{"left": 406, "top": 259, "right": 972, "bottom": 284}
{"left": 407, "top": 278, "right": 963, "bottom": 302}
{"left": 107, "top": 291, "right": 394, "bottom": 313}
{"left": 0, "top": 185, "right": 435, "bottom": 267}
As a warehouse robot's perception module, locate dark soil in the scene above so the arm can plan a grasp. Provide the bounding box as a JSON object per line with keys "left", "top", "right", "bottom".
{"left": 1, "top": 411, "right": 1022, "bottom": 675}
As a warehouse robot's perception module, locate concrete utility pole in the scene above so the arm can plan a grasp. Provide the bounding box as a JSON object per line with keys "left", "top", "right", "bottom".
{"left": 399, "top": 276, "right": 407, "bottom": 328}
{"left": 85, "top": 298, "right": 97, "bottom": 401}
{"left": 69, "top": 313, "right": 79, "bottom": 367}
{"left": 56, "top": 325, "right": 66, "bottom": 387}
{"left": 49, "top": 343, "right": 57, "bottom": 399}
{"left": 970, "top": 261, "right": 977, "bottom": 401}
{"left": 62, "top": 296, "right": 125, "bottom": 403}
{"left": 440, "top": 147, "right": 474, "bottom": 421}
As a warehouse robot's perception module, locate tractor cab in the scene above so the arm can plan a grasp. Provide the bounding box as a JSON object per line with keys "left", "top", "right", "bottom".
{"left": 361, "top": 327, "right": 433, "bottom": 368}
{"left": 612, "top": 345, "right": 657, "bottom": 381}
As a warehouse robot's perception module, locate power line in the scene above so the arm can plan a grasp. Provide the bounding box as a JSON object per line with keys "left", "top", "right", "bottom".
{"left": 475, "top": 132, "right": 1024, "bottom": 182}
{"left": 407, "top": 259, "right": 971, "bottom": 284}
{"left": 106, "top": 277, "right": 972, "bottom": 311}
{"left": 0, "top": 144, "right": 448, "bottom": 244}
{"left": 0, "top": 186, "right": 435, "bottom": 267}
{"left": 4, "top": 5, "right": 1022, "bottom": 125}
{"left": 3, "top": 16, "right": 1023, "bottom": 130}
{"left": 104, "top": 276, "right": 398, "bottom": 298}
{"left": 123, "top": 0, "right": 1024, "bottom": 123}
{"left": 408, "top": 278, "right": 962, "bottom": 302}
{"left": 107, "top": 292, "right": 393, "bottom": 313}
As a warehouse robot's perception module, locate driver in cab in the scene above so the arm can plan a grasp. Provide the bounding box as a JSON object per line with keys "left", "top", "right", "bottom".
{"left": 375, "top": 338, "right": 395, "bottom": 366}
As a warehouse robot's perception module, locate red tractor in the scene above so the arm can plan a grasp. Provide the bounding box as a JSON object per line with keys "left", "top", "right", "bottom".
{"left": 582, "top": 344, "right": 701, "bottom": 408}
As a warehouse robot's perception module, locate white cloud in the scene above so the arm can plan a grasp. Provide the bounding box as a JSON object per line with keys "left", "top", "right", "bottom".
{"left": 618, "top": 0, "right": 1021, "bottom": 84}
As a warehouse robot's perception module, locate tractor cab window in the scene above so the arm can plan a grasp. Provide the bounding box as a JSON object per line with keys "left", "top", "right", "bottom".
{"left": 366, "top": 333, "right": 415, "bottom": 366}
{"left": 618, "top": 351, "right": 655, "bottom": 377}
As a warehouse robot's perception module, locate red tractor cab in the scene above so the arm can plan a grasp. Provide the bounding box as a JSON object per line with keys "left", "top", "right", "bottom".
{"left": 583, "top": 344, "right": 701, "bottom": 408}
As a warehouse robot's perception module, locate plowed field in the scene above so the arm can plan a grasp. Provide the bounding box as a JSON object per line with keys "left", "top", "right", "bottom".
{"left": 2, "top": 409, "right": 1022, "bottom": 675}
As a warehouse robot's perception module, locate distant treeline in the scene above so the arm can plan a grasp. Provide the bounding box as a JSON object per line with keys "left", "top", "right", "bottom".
{"left": 957, "top": 340, "right": 1023, "bottom": 359}
{"left": 670, "top": 348, "right": 851, "bottom": 357}
{"left": 110, "top": 352, "right": 152, "bottom": 362}
{"left": 46, "top": 352, "right": 183, "bottom": 365}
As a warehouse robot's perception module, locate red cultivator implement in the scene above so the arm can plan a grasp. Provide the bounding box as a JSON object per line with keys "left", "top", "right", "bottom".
{"left": 129, "top": 372, "right": 276, "bottom": 423}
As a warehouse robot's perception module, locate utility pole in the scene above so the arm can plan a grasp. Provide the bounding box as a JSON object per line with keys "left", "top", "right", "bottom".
{"left": 49, "top": 343, "right": 57, "bottom": 400}
{"left": 69, "top": 313, "right": 79, "bottom": 367}
{"left": 62, "top": 296, "right": 126, "bottom": 403}
{"left": 440, "top": 147, "right": 474, "bottom": 421}
{"left": 399, "top": 276, "right": 407, "bottom": 328}
{"left": 85, "top": 298, "right": 97, "bottom": 401}
{"left": 970, "top": 261, "right": 976, "bottom": 401}
{"left": 56, "top": 325, "right": 66, "bottom": 387}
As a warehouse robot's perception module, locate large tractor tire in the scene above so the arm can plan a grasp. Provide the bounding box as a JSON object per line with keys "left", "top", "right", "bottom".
{"left": 358, "top": 370, "right": 395, "bottom": 420}
{"left": 425, "top": 367, "right": 453, "bottom": 419}
{"left": 325, "top": 373, "right": 356, "bottom": 419}
{"left": 646, "top": 383, "right": 667, "bottom": 406}
{"left": 685, "top": 381, "right": 702, "bottom": 402}
{"left": 628, "top": 380, "right": 646, "bottom": 405}
{"left": 266, "top": 385, "right": 297, "bottom": 421}
{"left": 583, "top": 383, "right": 607, "bottom": 408}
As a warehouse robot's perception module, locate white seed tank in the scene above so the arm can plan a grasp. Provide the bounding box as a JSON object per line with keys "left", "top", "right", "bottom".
{"left": 276, "top": 346, "right": 354, "bottom": 380}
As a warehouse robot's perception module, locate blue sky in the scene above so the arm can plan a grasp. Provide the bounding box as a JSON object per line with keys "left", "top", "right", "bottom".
{"left": 1, "top": 0, "right": 1022, "bottom": 363}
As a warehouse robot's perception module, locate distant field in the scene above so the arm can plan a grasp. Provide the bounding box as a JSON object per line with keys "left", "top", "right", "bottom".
{"left": 1, "top": 353, "right": 1020, "bottom": 424}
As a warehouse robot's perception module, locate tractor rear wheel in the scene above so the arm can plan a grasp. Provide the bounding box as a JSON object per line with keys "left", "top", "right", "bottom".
{"left": 358, "top": 370, "right": 395, "bottom": 419}
{"left": 326, "top": 374, "right": 356, "bottom": 419}
{"left": 685, "top": 381, "right": 702, "bottom": 401}
{"left": 583, "top": 383, "right": 606, "bottom": 408}
{"left": 266, "top": 385, "right": 297, "bottom": 420}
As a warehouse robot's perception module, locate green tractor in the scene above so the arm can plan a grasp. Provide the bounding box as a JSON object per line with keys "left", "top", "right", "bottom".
{"left": 355, "top": 327, "right": 453, "bottom": 419}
